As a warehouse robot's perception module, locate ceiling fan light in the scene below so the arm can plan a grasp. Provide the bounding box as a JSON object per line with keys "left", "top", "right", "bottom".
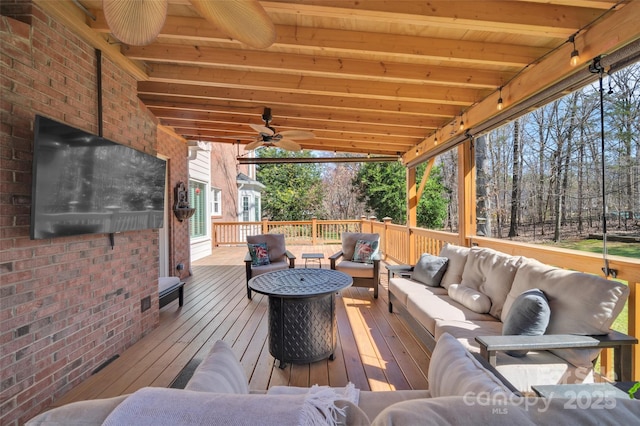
{"left": 103, "top": 0, "right": 168, "bottom": 46}
{"left": 189, "top": 0, "right": 276, "bottom": 49}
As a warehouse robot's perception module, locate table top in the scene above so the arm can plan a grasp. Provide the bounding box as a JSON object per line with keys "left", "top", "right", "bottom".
{"left": 532, "top": 383, "right": 636, "bottom": 399}
{"left": 301, "top": 253, "right": 325, "bottom": 259}
{"left": 248, "top": 268, "right": 352, "bottom": 297}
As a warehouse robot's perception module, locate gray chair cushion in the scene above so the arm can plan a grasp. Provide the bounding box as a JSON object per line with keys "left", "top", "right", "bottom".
{"left": 412, "top": 253, "right": 448, "bottom": 287}
{"left": 502, "top": 288, "right": 551, "bottom": 357}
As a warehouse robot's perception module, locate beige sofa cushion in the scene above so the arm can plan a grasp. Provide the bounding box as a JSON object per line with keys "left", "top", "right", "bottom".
{"left": 371, "top": 396, "right": 640, "bottom": 426}
{"left": 428, "top": 333, "right": 515, "bottom": 398}
{"left": 460, "top": 247, "right": 523, "bottom": 319}
{"left": 185, "top": 340, "right": 249, "bottom": 394}
{"left": 504, "top": 258, "right": 630, "bottom": 367}
{"left": 438, "top": 244, "right": 469, "bottom": 289}
{"left": 26, "top": 395, "right": 129, "bottom": 425}
{"left": 407, "top": 295, "right": 495, "bottom": 336}
{"left": 389, "top": 277, "right": 447, "bottom": 307}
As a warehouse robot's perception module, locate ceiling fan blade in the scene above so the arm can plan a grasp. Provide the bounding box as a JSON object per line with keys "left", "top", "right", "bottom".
{"left": 245, "top": 139, "right": 264, "bottom": 150}
{"left": 278, "top": 130, "right": 315, "bottom": 140}
{"left": 103, "top": 0, "right": 168, "bottom": 46}
{"left": 249, "top": 123, "right": 274, "bottom": 136}
{"left": 189, "top": 0, "right": 276, "bottom": 49}
{"left": 275, "top": 138, "right": 302, "bottom": 151}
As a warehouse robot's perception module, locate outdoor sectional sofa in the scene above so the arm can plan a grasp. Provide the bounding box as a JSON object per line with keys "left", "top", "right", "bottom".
{"left": 26, "top": 334, "right": 640, "bottom": 425}
{"left": 388, "top": 244, "right": 637, "bottom": 392}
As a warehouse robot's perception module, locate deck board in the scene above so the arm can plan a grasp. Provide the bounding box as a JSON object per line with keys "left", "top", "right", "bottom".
{"left": 49, "top": 245, "right": 430, "bottom": 409}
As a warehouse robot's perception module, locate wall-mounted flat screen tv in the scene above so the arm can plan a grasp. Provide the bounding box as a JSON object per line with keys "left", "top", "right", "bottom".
{"left": 30, "top": 115, "right": 167, "bottom": 239}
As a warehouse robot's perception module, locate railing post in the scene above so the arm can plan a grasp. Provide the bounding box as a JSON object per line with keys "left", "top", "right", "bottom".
{"left": 262, "top": 217, "right": 269, "bottom": 234}
{"left": 360, "top": 215, "right": 367, "bottom": 233}
{"left": 312, "top": 216, "right": 317, "bottom": 245}
{"left": 368, "top": 216, "right": 376, "bottom": 233}
{"left": 383, "top": 217, "right": 392, "bottom": 260}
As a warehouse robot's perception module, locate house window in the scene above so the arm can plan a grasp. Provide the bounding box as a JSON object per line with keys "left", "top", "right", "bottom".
{"left": 242, "top": 196, "right": 250, "bottom": 222}
{"left": 211, "top": 187, "right": 221, "bottom": 216}
{"left": 189, "top": 180, "right": 207, "bottom": 238}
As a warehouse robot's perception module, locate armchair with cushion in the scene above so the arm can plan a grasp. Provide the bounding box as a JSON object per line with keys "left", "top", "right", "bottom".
{"left": 245, "top": 233, "right": 296, "bottom": 299}
{"left": 330, "top": 232, "right": 381, "bottom": 298}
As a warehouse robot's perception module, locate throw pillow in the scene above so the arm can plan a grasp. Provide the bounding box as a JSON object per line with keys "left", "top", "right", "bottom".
{"left": 352, "top": 239, "right": 378, "bottom": 264}
{"left": 502, "top": 288, "right": 551, "bottom": 357}
{"left": 248, "top": 242, "right": 270, "bottom": 266}
{"left": 184, "top": 340, "right": 249, "bottom": 394}
{"left": 447, "top": 284, "right": 491, "bottom": 314}
{"left": 411, "top": 253, "right": 449, "bottom": 287}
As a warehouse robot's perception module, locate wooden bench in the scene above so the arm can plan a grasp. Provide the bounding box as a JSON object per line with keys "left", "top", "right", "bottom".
{"left": 159, "top": 277, "right": 185, "bottom": 308}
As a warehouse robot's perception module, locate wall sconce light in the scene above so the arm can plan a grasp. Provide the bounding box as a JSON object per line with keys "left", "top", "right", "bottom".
{"left": 569, "top": 35, "right": 580, "bottom": 67}
{"left": 173, "top": 181, "right": 196, "bottom": 221}
{"left": 497, "top": 87, "right": 504, "bottom": 111}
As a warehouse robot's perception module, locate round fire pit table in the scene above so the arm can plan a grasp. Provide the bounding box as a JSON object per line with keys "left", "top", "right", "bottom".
{"left": 248, "top": 268, "right": 352, "bottom": 368}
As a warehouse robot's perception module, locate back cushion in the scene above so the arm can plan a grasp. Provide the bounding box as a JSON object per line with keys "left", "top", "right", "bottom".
{"left": 504, "top": 258, "right": 630, "bottom": 366}
{"left": 438, "top": 244, "right": 470, "bottom": 289}
{"left": 505, "top": 258, "right": 629, "bottom": 335}
{"left": 247, "top": 234, "right": 286, "bottom": 263}
{"left": 428, "top": 333, "right": 514, "bottom": 398}
{"left": 460, "top": 247, "right": 523, "bottom": 319}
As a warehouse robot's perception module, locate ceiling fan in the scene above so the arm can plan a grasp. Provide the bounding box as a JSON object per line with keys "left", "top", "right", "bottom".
{"left": 102, "top": 0, "right": 276, "bottom": 48}
{"left": 245, "top": 108, "right": 315, "bottom": 151}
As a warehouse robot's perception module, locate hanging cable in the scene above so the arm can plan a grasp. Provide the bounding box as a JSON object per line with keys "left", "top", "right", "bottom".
{"left": 589, "top": 57, "right": 617, "bottom": 278}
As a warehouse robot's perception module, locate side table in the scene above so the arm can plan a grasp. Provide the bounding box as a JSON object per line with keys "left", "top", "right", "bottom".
{"left": 302, "top": 252, "right": 325, "bottom": 268}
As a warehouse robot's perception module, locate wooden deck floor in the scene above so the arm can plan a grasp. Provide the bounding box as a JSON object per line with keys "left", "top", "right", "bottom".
{"left": 51, "top": 245, "right": 431, "bottom": 408}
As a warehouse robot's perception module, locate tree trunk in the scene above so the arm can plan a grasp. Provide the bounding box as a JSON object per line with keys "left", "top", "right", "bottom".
{"left": 475, "top": 135, "right": 491, "bottom": 237}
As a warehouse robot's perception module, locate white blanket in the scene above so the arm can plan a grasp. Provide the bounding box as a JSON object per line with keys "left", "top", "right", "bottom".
{"left": 267, "top": 383, "right": 360, "bottom": 406}
{"left": 102, "top": 386, "right": 353, "bottom": 426}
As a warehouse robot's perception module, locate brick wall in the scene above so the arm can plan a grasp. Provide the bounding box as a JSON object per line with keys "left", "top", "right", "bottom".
{"left": 0, "top": 3, "right": 189, "bottom": 424}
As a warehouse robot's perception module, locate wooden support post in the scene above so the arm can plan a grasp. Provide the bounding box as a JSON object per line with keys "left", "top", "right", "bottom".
{"left": 458, "top": 140, "right": 476, "bottom": 247}
{"left": 407, "top": 166, "right": 417, "bottom": 263}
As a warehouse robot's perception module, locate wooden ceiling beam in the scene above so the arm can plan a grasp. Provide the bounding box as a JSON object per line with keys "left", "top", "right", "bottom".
{"left": 90, "top": 13, "right": 546, "bottom": 67}
{"left": 263, "top": 1, "right": 606, "bottom": 36}
{"left": 137, "top": 84, "right": 462, "bottom": 117}
{"left": 159, "top": 118, "right": 429, "bottom": 139}
{"left": 125, "top": 43, "right": 512, "bottom": 89}
{"left": 146, "top": 104, "right": 440, "bottom": 129}
{"left": 146, "top": 64, "right": 483, "bottom": 105}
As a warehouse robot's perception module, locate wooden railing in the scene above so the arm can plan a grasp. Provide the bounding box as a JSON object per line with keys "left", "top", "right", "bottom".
{"left": 212, "top": 217, "right": 640, "bottom": 380}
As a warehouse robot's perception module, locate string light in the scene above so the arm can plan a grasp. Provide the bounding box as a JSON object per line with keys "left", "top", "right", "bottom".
{"left": 434, "top": 130, "right": 439, "bottom": 145}
{"left": 459, "top": 114, "right": 465, "bottom": 131}
{"left": 569, "top": 35, "right": 580, "bottom": 67}
{"left": 497, "top": 87, "right": 503, "bottom": 111}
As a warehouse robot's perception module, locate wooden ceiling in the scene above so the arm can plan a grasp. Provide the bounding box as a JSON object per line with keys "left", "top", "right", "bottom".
{"left": 38, "top": 0, "right": 640, "bottom": 163}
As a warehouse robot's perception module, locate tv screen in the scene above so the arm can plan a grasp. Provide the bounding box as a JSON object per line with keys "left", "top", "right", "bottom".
{"left": 30, "top": 115, "right": 167, "bottom": 239}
